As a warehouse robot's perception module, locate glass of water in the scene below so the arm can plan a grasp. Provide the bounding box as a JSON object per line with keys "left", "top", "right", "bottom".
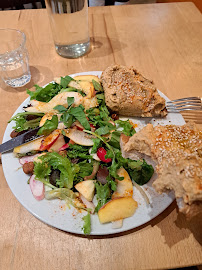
{"left": 45, "top": 0, "right": 90, "bottom": 58}
{"left": 0, "top": 29, "right": 31, "bottom": 88}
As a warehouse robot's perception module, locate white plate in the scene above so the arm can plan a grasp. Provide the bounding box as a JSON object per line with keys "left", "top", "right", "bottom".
{"left": 2, "top": 71, "right": 185, "bottom": 235}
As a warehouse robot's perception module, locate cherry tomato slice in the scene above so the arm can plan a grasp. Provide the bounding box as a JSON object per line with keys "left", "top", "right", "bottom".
{"left": 97, "top": 147, "right": 112, "bottom": 163}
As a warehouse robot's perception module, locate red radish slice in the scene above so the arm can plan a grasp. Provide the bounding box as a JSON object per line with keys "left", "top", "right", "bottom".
{"left": 29, "top": 175, "right": 45, "bottom": 201}
{"left": 80, "top": 194, "right": 95, "bottom": 214}
{"left": 19, "top": 154, "right": 39, "bottom": 165}
{"left": 58, "top": 143, "right": 69, "bottom": 151}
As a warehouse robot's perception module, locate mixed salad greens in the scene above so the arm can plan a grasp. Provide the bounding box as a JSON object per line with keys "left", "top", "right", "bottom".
{"left": 9, "top": 75, "right": 154, "bottom": 234}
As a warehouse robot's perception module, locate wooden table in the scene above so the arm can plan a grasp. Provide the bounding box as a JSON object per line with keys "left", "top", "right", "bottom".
{"left": 0, "top": 3, "right": 202, "bottom": 270}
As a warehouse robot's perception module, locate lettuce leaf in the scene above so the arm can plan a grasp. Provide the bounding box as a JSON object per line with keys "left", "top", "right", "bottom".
{"left": 95, "top": 182, "right": 111, "bottom": 212}
{"left": 82, "top": 212, "right": 91, "bottom": 235}
{"left": 37, "top": 115, "right": 58, "bottom": 136}
{"left": 34, "top": 152, "right": 76, "bottom": 189}
{"left": 116, "top": 120, "right": 136, "bottom": 136}
{"left": 8, "top": 112, "right": 44, "bottom": 132}
{"left": 27, "top": 83, "right": 61, "bottom": 102}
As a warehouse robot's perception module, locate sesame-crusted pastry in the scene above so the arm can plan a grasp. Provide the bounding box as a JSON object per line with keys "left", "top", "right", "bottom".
{"left": 101, "top": 65, "right": 167, "bottom": 117}
{"left": 123, "top": 122, "right": 202, "bottom": 218}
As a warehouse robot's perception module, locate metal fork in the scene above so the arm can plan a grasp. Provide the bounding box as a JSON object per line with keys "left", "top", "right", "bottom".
{"left": 166, "top": 97, "right": 202, "bottom": 113}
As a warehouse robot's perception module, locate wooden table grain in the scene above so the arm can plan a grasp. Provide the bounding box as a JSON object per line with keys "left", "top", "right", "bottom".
{"left": 0, "top": 3, "right": 202, "bottom": 270}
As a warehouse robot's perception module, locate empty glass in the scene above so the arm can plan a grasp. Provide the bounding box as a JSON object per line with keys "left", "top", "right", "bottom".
{"left": 0, "top": 29, "right": 31, "bottom": 88}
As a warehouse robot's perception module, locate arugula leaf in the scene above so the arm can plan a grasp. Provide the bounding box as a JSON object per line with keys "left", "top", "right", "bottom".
{"left": 82, "top": 212, "right": 91, "bottom": 235}
{"left": 91, "top": 138, "right": 101, "bottom": 154}
{"left": 116, "top": 120, "right": 136, "bottom": 136}
{"left": 60, "top": 75, "right": 74, "bottom": 88}
{"left": 66, "top": 144, "right": 92, "bottom": 160}
{"left": 96, "top": 93, "right": 105, "bottom": 104}
{"left": 108, "top": 131, "right": 121, "bottom": 149}
{"left": 53, "top": 105, "right": 67, "bottom": 113}
{"left": 106, "top": 175, "right": 117, "bottom": 191}
{"left": 74, "top": 161, "right": 94, "bottom": 183}
{"left": 128, "top": 160, "right": 154, "bottom": 185}
{"left": 95, "top": 182, "right": 111, "bottom": 212}
{"left": 92, "top": 79, "right": 103, "bottom": 92}
{"left": 95, "top": 126, "right": 110, "bottom": 136}
{"left": 67, "top": 97, "right": 75, "bottom": 108}
{"left": 69, "top": 105, "right": 90, "bottom": 130}
{"left": 27, "top": 83, "right": 61, "bottom": 102}
{"left": 60, "top": 113, "right": 73, "bottom": 128}
{"left": 37, "top": 115, "right": 58, "bottom": 136}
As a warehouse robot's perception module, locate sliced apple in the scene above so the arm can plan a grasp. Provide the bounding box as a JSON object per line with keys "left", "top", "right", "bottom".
{"left": 48, "top": 134, "right": 66, "bottom": 152}
{"left": 25, "top": 92, "right": 84, "bottom": 113}
{"left": 40, "top": 129, "right": 61, "bottom": 151}
{"left": 98, "top": 197, "right": 138, "bottom": 224}
{"left": 65, "top": 128, "right": 94, "bottom": 146}
{"left": 14, "top": 137, "right": 44, "bottom": 155}
{"left": 75, "top": 180, "right": 95, "bottom": 201}
{"left": 69, "top": 80, "right": 95, "bottom": 98}
{"left": 83, "top": 96, "right": 98, "bottom": 110}
{"left": 112, "top": 167, "right": 133, "bottom": 199}
{"left": 73, "top": 75, "right": 100, "bottom": 83}
{"left": 80, "top": 81, "right": 95, "bottom": 98}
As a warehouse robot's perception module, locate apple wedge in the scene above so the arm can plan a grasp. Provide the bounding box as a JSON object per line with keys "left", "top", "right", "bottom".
{"left": 83, "top": 96, "right": 98, "bottom": 110}
{"left": 112, "top": 167, "right": 133, "bottom": 199}
{"left": 14, "top": 137, "right": 44, "bottom": 155}
{"left": 69, "top": 80, "right": 95, "bottom": 98}
{"left": 73, "top": 75, "right": 100, "bottom": 83}
{"left": 98, "top": 197, "right": 138, "bottom": 224}
{"left": 25, "top": 92, "right": 84, "bottom": 113}
{"left": 65, "top": 128, "right": 94, "bottom": 146}
{"left": 75, "top": 180, "right": 95, "bottom": 201}
{"left": 40, "top": 129, "right": 61, "bottom": 151}
{"left": 48, "top": 134, "right": 66, "bottom": 152}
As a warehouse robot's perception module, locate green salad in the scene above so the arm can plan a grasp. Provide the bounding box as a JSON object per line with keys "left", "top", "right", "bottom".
{"left": 9, "top": 74, "right": 154, "bottom": 234}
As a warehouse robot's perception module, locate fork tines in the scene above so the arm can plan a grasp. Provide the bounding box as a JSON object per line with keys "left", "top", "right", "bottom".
{"left": 166, "top": 97, "right": 202, "bottom": 112}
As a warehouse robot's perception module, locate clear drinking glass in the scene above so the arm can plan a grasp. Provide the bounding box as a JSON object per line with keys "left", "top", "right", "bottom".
{"left": 45, "top": 0, "right": 90, "bottom": 58}
{"left": 0, "top": 29, "right": 31, "bottom": 88}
